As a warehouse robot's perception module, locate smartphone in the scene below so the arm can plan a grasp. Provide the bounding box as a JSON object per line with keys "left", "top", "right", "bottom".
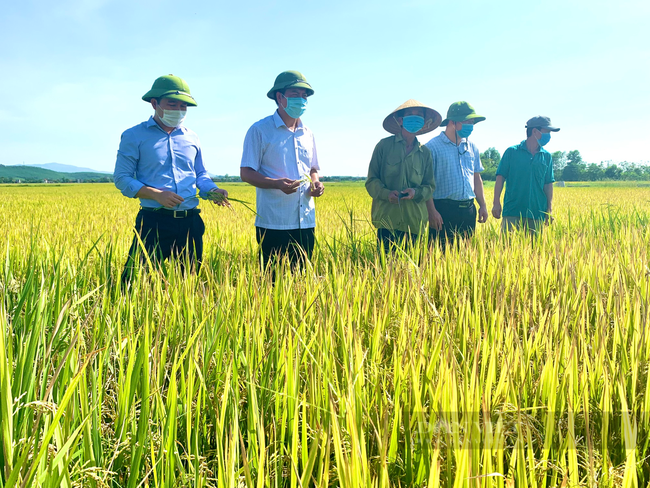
{"left": 399, "top": 191, "right": 409, "bottom": 198}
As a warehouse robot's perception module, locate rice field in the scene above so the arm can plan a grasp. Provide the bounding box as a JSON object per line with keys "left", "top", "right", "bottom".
{"left": 0, "top": 181, "right": 649, "bottom": 488}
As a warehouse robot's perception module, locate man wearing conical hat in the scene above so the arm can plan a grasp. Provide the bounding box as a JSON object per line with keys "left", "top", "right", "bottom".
{"left": 366, "top": 100, "right": 440, "bottom": 251}
{"left": 114, "top": 74, "right": 229, "bottom": 285}
{"left": 240, "top": 70, "right": 324, "bottom": 269}
{"left": 492, "top": 116, "right": 559, "bottom": 234}
{"left": 424, "top": 101, "right": 488, "bottom": 251}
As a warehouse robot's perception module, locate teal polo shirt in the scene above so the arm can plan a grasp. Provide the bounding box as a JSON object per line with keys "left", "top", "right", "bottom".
{"left": 496, "top": 141, "right": 554, "bottom": 220}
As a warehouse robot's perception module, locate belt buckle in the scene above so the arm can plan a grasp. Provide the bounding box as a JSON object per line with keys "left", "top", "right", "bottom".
{"left": 173, "top": 210, "right": 186, "bottom": 219}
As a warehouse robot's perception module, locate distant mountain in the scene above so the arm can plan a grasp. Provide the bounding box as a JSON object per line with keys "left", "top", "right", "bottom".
{"left": 22, "top": 163, "right": 110, "bottom": 174}
{"left": 0, "top": 165, "right": 112, "bottom": 182}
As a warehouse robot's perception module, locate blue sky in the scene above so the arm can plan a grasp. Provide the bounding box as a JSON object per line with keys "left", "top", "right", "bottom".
{"left": 1, "top": 0, "right": 648, "bottom": 175}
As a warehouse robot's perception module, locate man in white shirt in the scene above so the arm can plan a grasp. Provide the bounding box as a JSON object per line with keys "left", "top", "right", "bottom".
{"left": 240, "top": 70, "right": 325, "bottom": 268}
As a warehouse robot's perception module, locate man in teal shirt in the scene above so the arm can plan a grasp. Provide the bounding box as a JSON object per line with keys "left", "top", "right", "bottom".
{"left": 492, "top": 116, "right": 560, "bottom": 233}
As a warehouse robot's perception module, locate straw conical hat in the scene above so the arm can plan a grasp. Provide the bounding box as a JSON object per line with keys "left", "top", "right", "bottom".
{"left": 382, "top": 99, "right": 442, "bottom": 136}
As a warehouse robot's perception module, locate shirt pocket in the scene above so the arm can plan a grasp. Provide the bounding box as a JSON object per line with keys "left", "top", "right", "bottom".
{"left": 532, "top": 160, "right": 547, "bottom": 186}
{"left": 409, "top": 159, "right": 424, "bottom": 187}
{"left": 383, "top": 154, "right": 403, "bottom": 184}
{"left": 297, "top": 145, "right": 313, "bottom": 164}
{"left": 465, "top": 153, "right": 476, "bottom": 172}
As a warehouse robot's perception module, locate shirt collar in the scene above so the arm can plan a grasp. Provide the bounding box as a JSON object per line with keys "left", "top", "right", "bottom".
{"left": 395, "top": 133, "right": 423, "bottom": 152}
{"left": 273, "top": 110, "right": 304, "bottom": 130}
{"left": 146, "top": 116, "right": 186, "bottom": 134}
{"left": 439, "top": 130, "right": 467, "bottom": 147}
{"left": 518, "top": 140, "right": 548, "bottom": 156}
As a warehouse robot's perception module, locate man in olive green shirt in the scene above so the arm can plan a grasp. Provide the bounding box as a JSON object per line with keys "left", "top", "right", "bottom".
{"left": 366, "top": 99, "right": 441, "bottom": 252}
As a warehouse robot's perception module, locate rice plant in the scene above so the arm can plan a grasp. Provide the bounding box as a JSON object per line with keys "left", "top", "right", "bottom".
{"left": 0, "top": 182, "right": 649, "bottom": 487}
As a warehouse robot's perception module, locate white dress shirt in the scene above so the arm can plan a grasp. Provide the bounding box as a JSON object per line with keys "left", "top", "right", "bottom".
{"left": 241, "top": 111, "right": 320, "bottom": 230}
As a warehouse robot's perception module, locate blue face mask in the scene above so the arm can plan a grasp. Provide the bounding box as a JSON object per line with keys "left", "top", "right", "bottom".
{"left": 538, "top": 132, "right": 551, "bottom": 146}
{"left": 457, "top": 123, "right": 474, "bottom": 139}
{"left": 282, "top": 94, "right": 307, "bottom": 119}
{"left": 402, "top": 115, "right": 425, "bottom": 134}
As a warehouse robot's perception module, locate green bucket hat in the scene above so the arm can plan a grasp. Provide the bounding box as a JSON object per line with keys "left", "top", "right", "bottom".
{"left": 267, "top": 70, "right": 314, "bottom": 100}
{"left": 142, "top": 74, "right": 197, "bottom": 106}
{"left": 441, "top": 101, "right": 485, "bottom": 126}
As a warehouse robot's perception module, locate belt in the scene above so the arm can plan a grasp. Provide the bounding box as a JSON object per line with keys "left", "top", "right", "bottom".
{"left": 140, "top": 206, "right": 201, "bottom": 218}
{"left": 434, "top": 198, "right": 474, "bottom": 208}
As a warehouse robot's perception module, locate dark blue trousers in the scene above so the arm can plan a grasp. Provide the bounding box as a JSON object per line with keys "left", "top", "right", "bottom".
{"left": 377, "top": 228, "right": 420, "bottom": 253}
{"left": 121, "top": 209, "right": 205, "bottom": 285}
{"left": 256, "top": 227, "right": 315, "bottom": 269}
{"left": 429, "top": 199, "right": 477, "bottom": 251}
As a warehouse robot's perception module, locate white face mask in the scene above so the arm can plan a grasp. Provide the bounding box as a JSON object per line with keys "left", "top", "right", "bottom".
{"left": 158, "top": 107, "right": 187, "bottom": 128}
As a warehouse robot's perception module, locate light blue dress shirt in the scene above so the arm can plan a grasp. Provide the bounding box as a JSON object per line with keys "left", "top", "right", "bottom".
{"left": 425, "top": 131, "right": 483, "bottom": 200}
{"left": 240, "top": 111, "right": 320, "bottom": 230}
{"left": 114, "top": 117, "right": 217, "bottom": 210}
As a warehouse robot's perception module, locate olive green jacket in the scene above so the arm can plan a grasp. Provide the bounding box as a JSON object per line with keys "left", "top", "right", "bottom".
{"left": 365, "top": 134, "right": 435, "bottom": 234}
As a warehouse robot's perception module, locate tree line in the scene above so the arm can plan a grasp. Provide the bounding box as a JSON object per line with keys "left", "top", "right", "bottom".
{"left": 0, "top": 176, "right": 113, "bottom": 184}
{"left": 479, "top": 148, "right": 650, "bottom": 181}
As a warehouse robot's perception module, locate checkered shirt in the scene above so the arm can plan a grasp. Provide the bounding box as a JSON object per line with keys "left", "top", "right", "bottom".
{"left": 425, "top": 131, "right": 483, "bottom": 200}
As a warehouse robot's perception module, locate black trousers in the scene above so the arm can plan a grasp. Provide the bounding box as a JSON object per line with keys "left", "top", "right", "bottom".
{"left": 377, "top": 228, "right": 420, "bottom": 253}
{"left": 256, "top": 227, "right": 315, "bottom": 268}
{"left": 429, "top": 199, "right": 476, "bottom": 251}
{"left": 121, "top": 209, "right": 205, "bottom": 285}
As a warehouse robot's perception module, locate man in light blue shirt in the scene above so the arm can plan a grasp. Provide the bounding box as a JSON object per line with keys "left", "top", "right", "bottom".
{"left": 425, "top": 101, "right": 488, "bottom": 250}
{"left": 114, "top": 74, "right": 228, "bottom": 284}
{"left": 240, "top": 70, "right": 324, "bottom": 269}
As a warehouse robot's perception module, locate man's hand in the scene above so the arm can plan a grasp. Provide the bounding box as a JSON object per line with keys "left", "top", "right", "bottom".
{"left": 429, "top": 209, "right": 443, "bottom": 230}
{"left": 491, "top": 202, "right": 502, "bottom": 219}
{"left": 545, "top": 211, "right": 554, "bottom": 225}
{"left": 388, "top": 191, "right": 400, "bottom": 204}
{"left": 399, "top": 188, "right": 416, "bottom": 200}
{"left": 208, "top": 188, "right": 230, "bottom": 207}
{"left": 309, "top": 181, "right": 325, "bottom": 197}
{"left": 478, "top": 204, "right": 488, "bottom": 223}
{"left": 155, "top": 190, "right": 184, "bottom": 208}
{"left": 275, "top": 178, "right": 300, "bottom": 194}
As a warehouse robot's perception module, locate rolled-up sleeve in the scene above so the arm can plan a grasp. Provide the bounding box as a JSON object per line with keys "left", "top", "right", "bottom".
{"left": 365, "top": 142, "right": 391, "bottom": 201}
{"left": 114, "top": 130, "right": 144, "bottom": 198}
{"left": 474, "top": 146, "right": 484, "bottom": 173}
{"left": 310, "top": 134, "right": 320, "bottom": 171}
{"left": 194, "top": 142, "right": 218, "bottom": 199}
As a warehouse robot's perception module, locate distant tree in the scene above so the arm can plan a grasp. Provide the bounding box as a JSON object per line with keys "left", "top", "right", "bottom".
{"left": 479, "top": 147, "right": 501, "bottom": 181}
{"left": 604, "top": 164, "right": 622, "bottom": 180}
{"left": 640, "top": 165, "right": 650, "bottom": 180}
{"left": 566, "top": 150, "right": 583, "bottom": 165}
{"left": 560, "top": 150, "right": 586, "bottom": 181}
{"left": 562, "top": 163, "right": 586, "bottom": 181}
{"left": 585, "top": 163, "right": 604, "bottom": 181}
{"left": 552, "top": 151, "right": 567, "bottom": 178}
{"left": 481, "top": 147, "right": 501, "bottom": 165}
{"left": 620, "top": 163, "right": 643, "bottom": 180}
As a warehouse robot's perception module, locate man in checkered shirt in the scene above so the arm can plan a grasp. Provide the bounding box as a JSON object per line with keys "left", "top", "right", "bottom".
{"left": 424, "top": 101, "right": 489, "bottom": 250}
